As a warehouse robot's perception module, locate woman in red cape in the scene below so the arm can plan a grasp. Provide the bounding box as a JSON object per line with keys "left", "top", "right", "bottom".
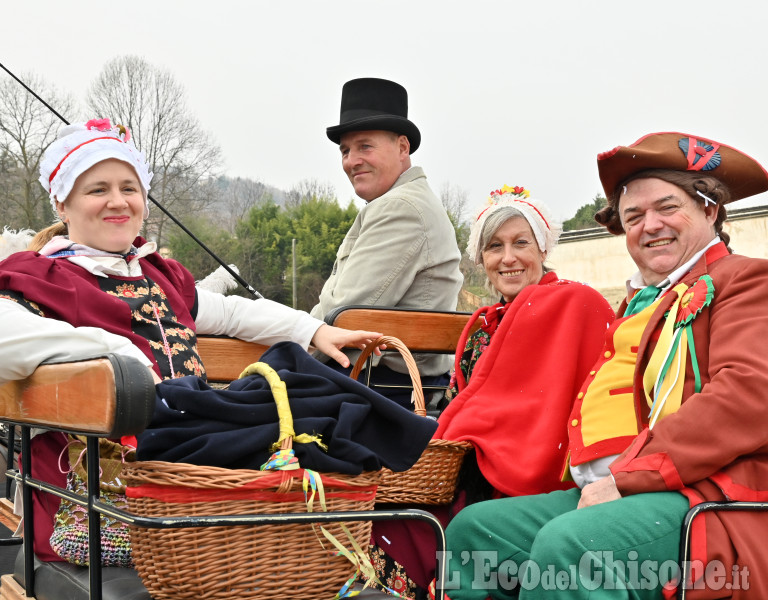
{"left": 370, "top": 186, "right": 615, "bottom": 598}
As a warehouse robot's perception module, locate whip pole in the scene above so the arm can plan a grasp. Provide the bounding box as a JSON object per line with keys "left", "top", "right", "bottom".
{"left": 0, "top": 61, "right": 263, "bottom": 299}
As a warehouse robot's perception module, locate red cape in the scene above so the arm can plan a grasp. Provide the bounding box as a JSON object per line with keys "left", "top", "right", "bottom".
{"left": 435, "top": 277, "right": 614, "bottom": 496}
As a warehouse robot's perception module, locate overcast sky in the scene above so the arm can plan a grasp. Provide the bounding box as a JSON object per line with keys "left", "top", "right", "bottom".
{"left": 3, "top": 0, "right": 768, "bottom": 223}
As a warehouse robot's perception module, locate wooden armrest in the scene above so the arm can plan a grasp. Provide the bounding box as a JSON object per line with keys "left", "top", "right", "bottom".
{"left": 0, "top": 337, "right": 270, "bottom": 436}
{"left": 196, "top": 336, "right": 269, "bottom": 382}
{"left": 324, "top": 306, "right": 477, "bottom": 353}
{"left": 0, "top": 354, "right": 154, "bottom": 437}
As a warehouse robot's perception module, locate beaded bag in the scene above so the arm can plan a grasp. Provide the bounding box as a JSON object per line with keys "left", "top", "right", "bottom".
{"left": 49, "top": 435, "right": 134, "bottom": 567}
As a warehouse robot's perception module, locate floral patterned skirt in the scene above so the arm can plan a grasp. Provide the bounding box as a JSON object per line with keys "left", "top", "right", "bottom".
{"left": 369, "top": 543, "right": 428, "bottom": 599}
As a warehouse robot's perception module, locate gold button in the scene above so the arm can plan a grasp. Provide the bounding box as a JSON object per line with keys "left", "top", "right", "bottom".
{"left": 604, "top": 351, "right": 612, "bottom": 358}
{"left": 571, "top": 419, "right": 579, "bottom": 427}
{"left": 577, "top": 392, "right": 584, "bottom": 399}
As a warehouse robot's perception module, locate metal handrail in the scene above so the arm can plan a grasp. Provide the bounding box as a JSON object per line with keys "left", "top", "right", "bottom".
{"left": 9, "top": 427, "right": 449, "bottom": 600}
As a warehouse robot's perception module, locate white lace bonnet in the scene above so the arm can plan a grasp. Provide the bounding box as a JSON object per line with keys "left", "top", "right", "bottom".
{"left": 39, "top": 118, "right": 153, "bottom": 218}
{"left": 466, "top": 185, "right": 562, "bottom": 264}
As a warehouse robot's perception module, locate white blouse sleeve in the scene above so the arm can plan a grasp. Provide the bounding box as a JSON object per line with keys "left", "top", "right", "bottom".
{"left": 194, "top": 288, "right": 324, "bottom": 349}
{"left": 0, "top": 298, "right": 153, "bottom": 385}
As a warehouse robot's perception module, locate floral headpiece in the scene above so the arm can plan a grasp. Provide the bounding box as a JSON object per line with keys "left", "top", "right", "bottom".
{"left": 39, "top": 118, "right": 153, "bottom": 218}
{"left": 466, "top": 185, "right": 562, "bottom": 263}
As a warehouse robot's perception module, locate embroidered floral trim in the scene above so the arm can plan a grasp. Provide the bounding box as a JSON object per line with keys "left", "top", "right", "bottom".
{"left": 100, "top": 277, "right": 204, "bottom": 379}
{"left": 367, "top": 545, "right": 419, "bottom": 599}
{"left": 0, "top": 290, "right": 45, "bottom": 316}
{"left": 444, "top": 328, "right": 492, "bottom": 401}
{"left": 489, "top": 184, "right": 530, "bottom": 199}
{"left": 675, "top": 275, "right": 714, "bottom": 328}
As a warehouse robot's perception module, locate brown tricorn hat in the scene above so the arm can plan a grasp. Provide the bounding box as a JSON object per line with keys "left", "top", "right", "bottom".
{"left": 597, "top": 132, "right": 768, "bottom": 203}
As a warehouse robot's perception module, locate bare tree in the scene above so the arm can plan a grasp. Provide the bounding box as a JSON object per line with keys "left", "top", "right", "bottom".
{"left": 202, "top": 177, "right": 274, "bottom": 234}
{"left": 223, "top": 177, "right": 271, "bottom": 233}
{"left": 439, "top": 181, "right": 482, "bottom": 287}
{"left": 285, "top": 178, "right": 336, "bottom": 208}
{"left": 439, "top": 181, "right": 470, "bottom": 226}
{"left": 0, "top": 73, "right": 75, "bottom": 231}
{"left": 86, "top": 56, "right": 222, "bottom": 244}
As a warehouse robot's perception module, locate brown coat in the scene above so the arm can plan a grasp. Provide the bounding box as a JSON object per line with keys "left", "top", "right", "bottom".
{"left": 611, "top": 244, "right": 768, "bottom": 599}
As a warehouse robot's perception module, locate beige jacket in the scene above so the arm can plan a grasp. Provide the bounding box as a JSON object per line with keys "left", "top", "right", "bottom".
{"left": 311, "top": 166, "right": 463, "bottom": 375}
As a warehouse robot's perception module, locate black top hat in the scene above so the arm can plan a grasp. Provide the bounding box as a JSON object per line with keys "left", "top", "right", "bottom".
{"left": 326, "top": 78, "right": 421, "bottom": 153}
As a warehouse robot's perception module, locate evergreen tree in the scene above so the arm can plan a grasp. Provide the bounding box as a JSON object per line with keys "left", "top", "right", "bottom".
{"left": 233, "top": 201, "right": 293, "bottom": 304}
{"left": 563, "top": 195, "right": 607, "bottom": 231}
{"left": 286, "top": 197, "right": 358, "bottom": 311}
{"left": 165, "top": 216, "right": 236, "bottom": 282}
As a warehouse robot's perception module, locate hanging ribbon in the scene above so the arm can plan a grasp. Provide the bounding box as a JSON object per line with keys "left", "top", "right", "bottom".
{"left": 643, "top": 276, "right": 714, "bottom": 428}
{"left": 260, "top": 448, "right": 300, "bottom": 471}
{"left": 302, "top": 467, "right": 410, "bottom": 599}
{"left": 328, "top": 524, "right": 410, "bottom": 599}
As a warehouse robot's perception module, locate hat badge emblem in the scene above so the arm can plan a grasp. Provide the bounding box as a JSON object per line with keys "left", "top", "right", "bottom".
{"left": 678, "top": 137, "right": 721, "bottom": 172}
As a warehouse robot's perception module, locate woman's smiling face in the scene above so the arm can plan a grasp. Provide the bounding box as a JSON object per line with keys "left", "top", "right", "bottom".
{"left": 56, "top": 159, "right": 145, "bottom": 254}
{"left": 482, "top": 216, "right": 546, "bottom": 302}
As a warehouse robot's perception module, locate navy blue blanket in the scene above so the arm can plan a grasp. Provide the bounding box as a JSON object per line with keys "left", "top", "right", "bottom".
{"left": 136, "top": 342, "right": 437, "bottom": 474}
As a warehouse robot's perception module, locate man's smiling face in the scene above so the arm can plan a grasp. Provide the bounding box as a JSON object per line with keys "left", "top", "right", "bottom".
{"left": 619, "top": 177, "right": 717, "bottom": 285}
{"left": 339, "top": 130, "right": 409, "bottom": 202}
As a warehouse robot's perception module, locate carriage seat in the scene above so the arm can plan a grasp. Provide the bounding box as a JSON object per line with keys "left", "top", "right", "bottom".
{"left": 0, "top": 328, "right": 458, "bottom": 600}
{"left": 12, "top": 548, "right": 150, "bottom": 600}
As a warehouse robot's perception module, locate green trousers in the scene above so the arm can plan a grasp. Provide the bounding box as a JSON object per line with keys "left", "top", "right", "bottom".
{"left": 441, "top": 488, "right": 689, "bottom": 599}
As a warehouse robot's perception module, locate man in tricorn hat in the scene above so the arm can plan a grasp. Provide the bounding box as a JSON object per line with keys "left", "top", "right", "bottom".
{"left": 311, "top": 77, "right": 463, "bottom": 406}
{"left": 437, "top": 132, "right": 768, "bottom": 599}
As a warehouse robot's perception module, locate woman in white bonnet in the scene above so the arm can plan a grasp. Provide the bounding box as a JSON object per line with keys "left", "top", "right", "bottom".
{"left": 0, "top": 118, "right": 382, "bottom": 562}
{"left": 370, "top": 186, "right": 615, "bottom": 599}
{"left": 435, "top": 187, "right": 613, "bottom": 499}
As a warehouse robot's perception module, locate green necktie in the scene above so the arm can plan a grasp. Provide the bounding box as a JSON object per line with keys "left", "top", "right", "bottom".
{"left": 624, "top": 285, "right": 661, "bottom": 317}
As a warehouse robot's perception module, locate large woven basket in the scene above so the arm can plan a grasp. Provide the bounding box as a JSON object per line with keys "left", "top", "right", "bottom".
{"left": 124, "top": 362, "right": 381, "bottom": 600}
{"left": 351, "top": 335, "right": 471, "bottom": 505}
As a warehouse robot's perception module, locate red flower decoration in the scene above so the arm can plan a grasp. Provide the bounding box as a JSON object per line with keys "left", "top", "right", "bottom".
{"left": 85, "top": 118, "right": 112, "bottom": 132}
{"left": 675, "top": 275, "right": 714, "bottom": 328}
{"left": 115, "top": 284, "right": 138, "bottom": 298}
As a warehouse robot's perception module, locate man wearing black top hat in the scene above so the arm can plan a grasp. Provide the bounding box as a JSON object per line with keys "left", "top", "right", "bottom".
{"left": 310, "top": 78, "right": 463, "bottom": 408}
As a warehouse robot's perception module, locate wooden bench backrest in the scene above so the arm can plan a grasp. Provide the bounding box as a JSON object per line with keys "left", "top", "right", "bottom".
{"left": 199, "top": 306, "right": 479, "bottom": 382}
{"left": 197, "top": 336, "right": 269, "bottom": 383}
{"left": 0, "top": 308, "right": 477, "bottom": 432}
{"left": 325, "top": 306, "right": 478, "bottom": 354}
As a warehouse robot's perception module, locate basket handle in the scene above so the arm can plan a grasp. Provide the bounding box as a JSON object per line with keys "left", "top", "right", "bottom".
{"left": 350, "top": 335, "right": 426, "bottom": 416}
{"left": 238, "top": 361, "right": 299, "bottom": 451}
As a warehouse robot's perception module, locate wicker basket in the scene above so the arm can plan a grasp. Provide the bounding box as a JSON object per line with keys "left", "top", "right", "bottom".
{"left": 351, "top": 335, "right": 472, "bottom": 505}
{"left": 124, "top": 362, "right": 381, "bottom": 600}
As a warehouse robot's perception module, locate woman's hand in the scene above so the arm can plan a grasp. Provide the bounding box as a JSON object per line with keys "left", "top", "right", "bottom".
{"left": 310, "top": 324, "right": 385, "bottom": 368}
